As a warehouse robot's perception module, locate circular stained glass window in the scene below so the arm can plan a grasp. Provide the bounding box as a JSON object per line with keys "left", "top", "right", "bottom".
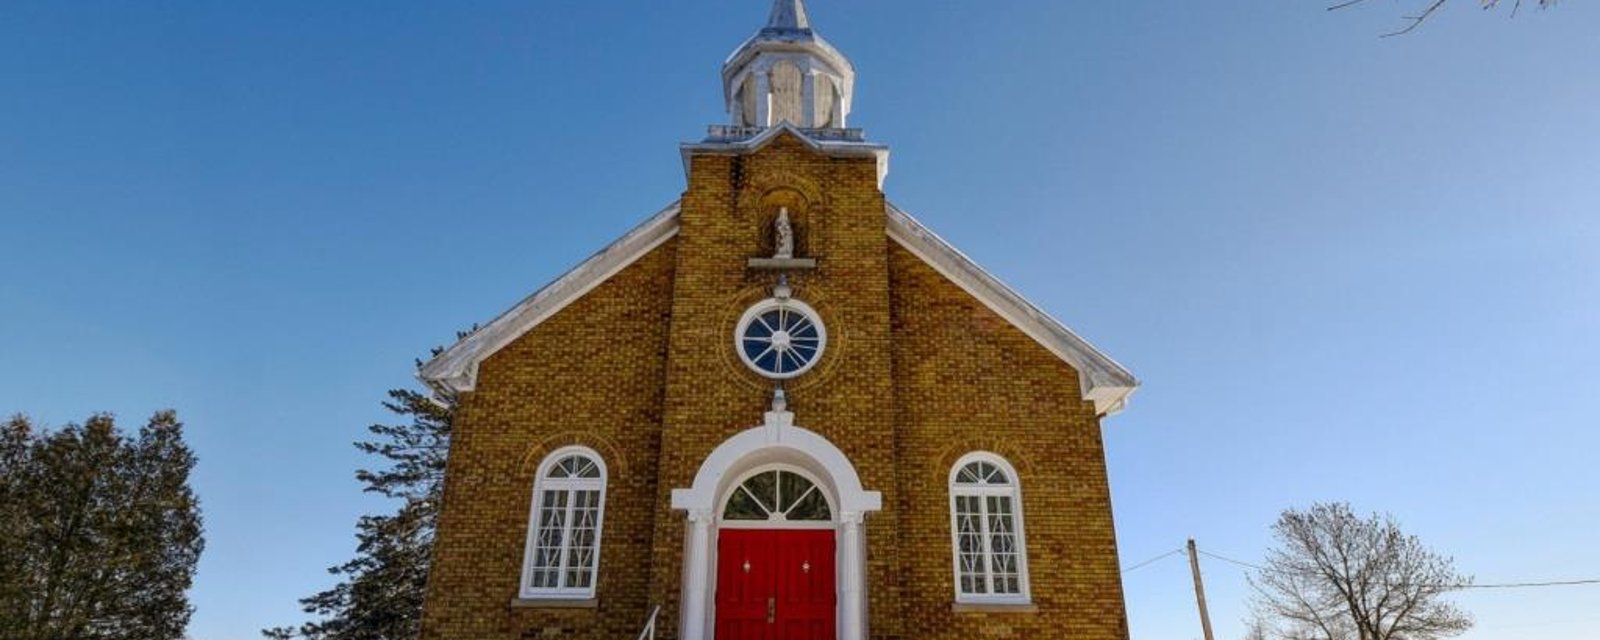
{"left": 735, "top": 299, "right": 827, "bottom": 379}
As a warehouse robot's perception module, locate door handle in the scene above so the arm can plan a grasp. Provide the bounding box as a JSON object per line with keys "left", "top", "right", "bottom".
{"left": 767, "top": 597, "right": 775, "bottom": 624}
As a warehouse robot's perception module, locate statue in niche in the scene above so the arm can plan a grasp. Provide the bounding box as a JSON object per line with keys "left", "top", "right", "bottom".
{"left": 773, "top": 207, "right": 795, "bottom": 259}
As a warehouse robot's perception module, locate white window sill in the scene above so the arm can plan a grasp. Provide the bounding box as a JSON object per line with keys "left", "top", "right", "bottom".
{"left": 952, "top": 601, "right": 1038, "bottom": 614}
{"left": 510, "top": 597, "right": 599, "bottom": 609}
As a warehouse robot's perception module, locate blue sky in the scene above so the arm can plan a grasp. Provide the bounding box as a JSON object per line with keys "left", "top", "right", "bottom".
{"left": 3, "top": 2, "right": 1597, "bottom": 639}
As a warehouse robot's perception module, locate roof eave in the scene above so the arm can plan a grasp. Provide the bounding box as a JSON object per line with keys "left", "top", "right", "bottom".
{"left": 417, "top": 201, "right": 683, "bottom": 396}
{"left": 885, "top": 201, "right": 1140, "bottom": 417}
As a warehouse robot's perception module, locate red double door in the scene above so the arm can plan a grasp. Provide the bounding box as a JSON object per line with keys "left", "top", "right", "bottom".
{"left": 715, "top": 529, "right": 837, "bottom": 640}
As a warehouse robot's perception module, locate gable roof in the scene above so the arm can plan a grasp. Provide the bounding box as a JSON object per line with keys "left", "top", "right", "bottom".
{"left": 416, "top": 201, "right": 680, "bottom": 395}
{"left": 418, "top": 201, "right": 1138, "bottom": 416}
{"left": 885, "top": 202, "right": 1138, "bottom": 415}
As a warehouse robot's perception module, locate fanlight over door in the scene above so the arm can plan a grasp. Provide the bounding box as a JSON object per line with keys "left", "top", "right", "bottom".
{"left": 716, "top": 467, "right": 838, "bottom": 640}
{"left": 723, "top": 469, "right": 833, "bottom": 522}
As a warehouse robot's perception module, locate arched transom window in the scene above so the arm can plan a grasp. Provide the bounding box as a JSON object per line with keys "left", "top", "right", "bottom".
{"left": 949, "top": 453, "right": 1031, "bottom": 603}
{"left": 723, "top": 468, "right": 832, "bottom": 522}
{"left": 521, "top": 447, "right": 607, "bottom": 599}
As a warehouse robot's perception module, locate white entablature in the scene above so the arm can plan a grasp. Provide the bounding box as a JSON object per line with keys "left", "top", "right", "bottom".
{"left": 722, "top": 0, "right": 855, "bottom": 129}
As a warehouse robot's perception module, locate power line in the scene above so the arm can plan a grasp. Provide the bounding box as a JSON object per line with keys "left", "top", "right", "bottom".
{"left": 1123, "top": 547, "right": 1186, "bottom": 574}
{"left": 1454, "top": 579, "right": 1600, "bottom": 590}
{"left": 1194, "top": 547, "right": 1600, "bottom": 591}
{"left": 1198, "top": 549, "right": 1265, "bottom": 571}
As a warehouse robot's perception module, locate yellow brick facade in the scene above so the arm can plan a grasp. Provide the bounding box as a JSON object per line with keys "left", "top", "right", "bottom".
{"left": 418, "top": 132, "right": 1130, "bottom": 640}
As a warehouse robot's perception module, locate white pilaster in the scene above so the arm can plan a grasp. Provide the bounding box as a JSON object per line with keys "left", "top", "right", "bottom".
{"left": 730, "top": 72, "right": 746, "bottom": 127}
{"left": 801, "top": 69, "right": 817, "bottom": 127}
{"left": 754, "top": 69, "right": 773, "bottom": 127}
{"left": 839, "top": 511, "right": 866, "bottom": 640}
{"left": 681, "top": 509, "right": 715, "bottom": 640}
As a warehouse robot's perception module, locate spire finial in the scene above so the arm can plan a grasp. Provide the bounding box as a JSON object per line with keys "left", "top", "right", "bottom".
{"left": 766, "top": 0, "right": 810, "bottom": 32}
{"left": 722, "top": 0, "right": 854, "bottom": 129}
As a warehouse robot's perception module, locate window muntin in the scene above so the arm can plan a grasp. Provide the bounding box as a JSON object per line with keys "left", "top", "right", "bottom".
{"left": 949, "top": 453, "right": 1031, "bottom": 603}
{"left": 734, "top": 299, "right": 827, "bottom": 380}
{"left": 722, "top": 468, "right": 833, "bottom": 522}
{"left": 521, "top": 447, "right": 607, "bottom": 598}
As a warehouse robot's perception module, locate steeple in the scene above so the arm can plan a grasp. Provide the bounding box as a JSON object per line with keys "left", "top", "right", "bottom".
{"left": 722, "top": 0, "right": 854, "bottom": 129}
{"left": 765, "top": 0, "right": 810, "bottom": 32}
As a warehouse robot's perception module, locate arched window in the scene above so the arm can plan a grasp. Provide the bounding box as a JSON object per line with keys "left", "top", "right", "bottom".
{"left": 521, "top": 446, "right": 607, "bottom": 599}
{"left": 723, "top": 467, "right": 833, "bottom": 522}
{"left": 813, "top": 77, "right": 835, "bottom": 128}
{"left": 949, "top": 453, "right": 1031, "bottom": 603}
{"left": 740, "top": 73, "right": 759, "bottom": 127}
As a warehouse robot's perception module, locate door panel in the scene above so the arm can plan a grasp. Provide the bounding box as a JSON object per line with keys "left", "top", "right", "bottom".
{"left": 716, "top": 530, "right": 777, "bottom": 640}
{"left": 716, "top": 529, "right": 836, "bottom": 640}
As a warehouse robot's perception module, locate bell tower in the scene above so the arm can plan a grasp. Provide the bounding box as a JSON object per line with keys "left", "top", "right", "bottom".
{"left": 722, "top": 0, "right": 855, "bottom": 129}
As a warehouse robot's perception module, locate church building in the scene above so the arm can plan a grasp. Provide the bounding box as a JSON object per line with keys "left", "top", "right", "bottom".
{"left": 417, "top": 2, "right": 1139, "bottom": 639}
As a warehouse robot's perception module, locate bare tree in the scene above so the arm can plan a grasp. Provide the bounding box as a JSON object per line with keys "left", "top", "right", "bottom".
{"left": 1331, "top": 0, "right": 1557, "bottom": 36}
{"left": 1249, "top": 502, "right": 1474, "bottom": 640}
{"left": 1242, "top": 617, "right": 1270, "bottom": 640}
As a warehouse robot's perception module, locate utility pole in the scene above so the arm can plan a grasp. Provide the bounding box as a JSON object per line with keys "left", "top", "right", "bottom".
{"left": 1188, "top": 538, "right": 1216, "bottom": 640}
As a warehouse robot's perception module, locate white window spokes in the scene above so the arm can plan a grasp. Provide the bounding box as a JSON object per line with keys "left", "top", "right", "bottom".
{"left": 522, "top": 448, "right": 607, "bottom": 598}
{"left": 723, "top": 469, "right": 832, "bottom": 522}
{"left": 950, "top": 454, "right": 1029, "bottom": 603}
{"left": 735, "top": 299, "right": 827, "bottom": 380}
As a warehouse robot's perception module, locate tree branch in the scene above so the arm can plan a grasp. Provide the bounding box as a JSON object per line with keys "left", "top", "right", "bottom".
{"left": 1381, "top": 0, "right": 1451, "bottom": 37}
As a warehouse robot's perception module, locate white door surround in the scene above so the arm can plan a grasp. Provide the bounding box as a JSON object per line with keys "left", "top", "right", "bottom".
{"left": 671, "top": 409, "right": 882, "bottom": 640}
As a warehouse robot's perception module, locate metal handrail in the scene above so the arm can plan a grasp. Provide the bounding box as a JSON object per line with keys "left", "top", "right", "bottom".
{"left": 636, "top": 605, "right": 661, "bottom": 640}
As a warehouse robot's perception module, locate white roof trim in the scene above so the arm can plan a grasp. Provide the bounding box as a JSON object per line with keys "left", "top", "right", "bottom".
{"left": 417, "top": 201, "right": 682, "bottom": 396}
{"left": 418, "top": 198, "right": 1138, "bottom": 417}
{"left": 886, "top": 202, "right": 1138, "bottom": 416}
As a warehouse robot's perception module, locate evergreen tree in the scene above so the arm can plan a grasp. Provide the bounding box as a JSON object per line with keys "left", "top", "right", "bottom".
{"left": 264, "top": 381, "right": 454, "bottom": 640}
{"left": 0, "top": 411, "right": 204, "bottom": 640}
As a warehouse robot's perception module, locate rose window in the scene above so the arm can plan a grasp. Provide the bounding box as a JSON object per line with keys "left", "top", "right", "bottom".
{"left": 735, "top": 299, "right": 826, "bottom": 379}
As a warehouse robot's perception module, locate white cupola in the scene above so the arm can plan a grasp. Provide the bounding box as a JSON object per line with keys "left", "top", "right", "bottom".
{"left": 722, "top": 0, "right": 855, "bottom": 129}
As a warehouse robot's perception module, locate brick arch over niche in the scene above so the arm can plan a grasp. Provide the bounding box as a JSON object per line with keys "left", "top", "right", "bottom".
{"left": 737, "top": 169, "right": 827, "bottom": 259}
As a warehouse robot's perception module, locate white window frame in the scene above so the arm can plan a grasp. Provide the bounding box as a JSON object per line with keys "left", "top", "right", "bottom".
{"left": 716, "top": 463, "right": 838, "bottom": 530}
{"left": 733, "top": 298, "right": 828, "bottom": 380}
{"left": 519, "top": 446, "right": 608, "bottom": 599}
{"left": 948, "top": 452, "right": 1032, "bottom": 605}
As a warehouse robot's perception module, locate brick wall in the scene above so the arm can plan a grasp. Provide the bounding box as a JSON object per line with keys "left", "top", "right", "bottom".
{"left": 420, "top": 241, "right": 677, "bottom": 640}
{"left": 889, "top": 245, "right": 1130, "bottom": 640}
{"left": 418, "top": 130, "right": 1129, "bottom": 640}
{"left": 651, "top": 132, "right": 902, "bottom": 639}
